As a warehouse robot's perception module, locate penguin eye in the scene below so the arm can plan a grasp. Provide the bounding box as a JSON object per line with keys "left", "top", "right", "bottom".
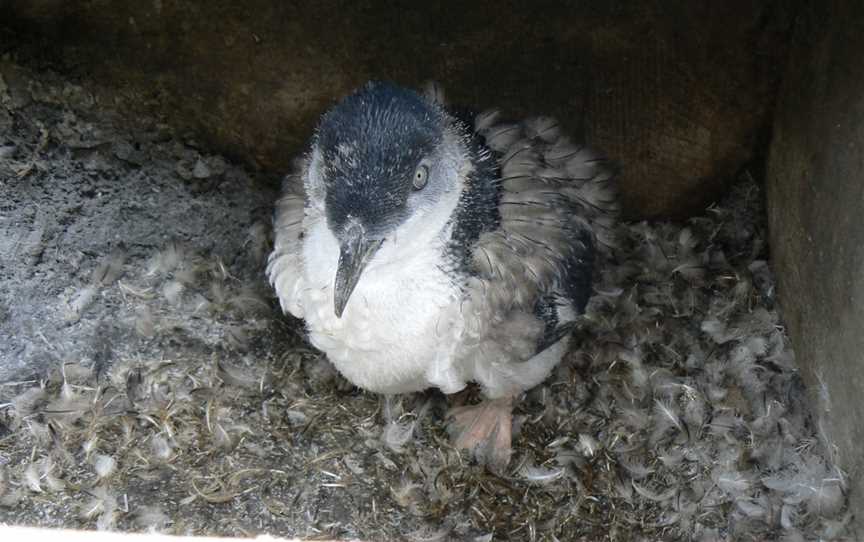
{"left": 412, "top": 164, "right": 429, "bottom": 190}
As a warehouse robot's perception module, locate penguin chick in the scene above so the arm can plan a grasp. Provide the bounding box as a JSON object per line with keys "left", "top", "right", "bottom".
{"left": 268, "top": 82, "right": 618, "bottom": 469}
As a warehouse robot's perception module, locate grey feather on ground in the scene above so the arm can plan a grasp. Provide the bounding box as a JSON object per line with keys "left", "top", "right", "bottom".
{"left": 0, "top": 65, "right": 851, "bottom": 540}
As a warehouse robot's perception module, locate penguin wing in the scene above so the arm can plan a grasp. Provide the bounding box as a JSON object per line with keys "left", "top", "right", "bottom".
{"left": 466, "top": 113, "right": 619, "bottom": 358}
{"left": 267, "top": 162, "right": 308, "bottom": 319}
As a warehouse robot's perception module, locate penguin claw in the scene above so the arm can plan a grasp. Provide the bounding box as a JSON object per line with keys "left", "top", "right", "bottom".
{"left": 447, "top": 396, "right": 513, "bottom": 471}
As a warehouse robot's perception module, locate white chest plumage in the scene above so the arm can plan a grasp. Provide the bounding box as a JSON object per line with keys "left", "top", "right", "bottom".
{"left": 297, "top": 218, "right": 468, "bottom": 394}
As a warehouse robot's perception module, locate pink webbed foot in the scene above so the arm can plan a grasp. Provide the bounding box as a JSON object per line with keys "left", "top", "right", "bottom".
{"left": 446, "top": 396, "right": 513, "bottom": 471}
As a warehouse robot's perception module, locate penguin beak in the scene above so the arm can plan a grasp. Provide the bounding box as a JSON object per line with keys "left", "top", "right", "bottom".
{"left": 334, "top": 225, "right": 383, "bottom": 318}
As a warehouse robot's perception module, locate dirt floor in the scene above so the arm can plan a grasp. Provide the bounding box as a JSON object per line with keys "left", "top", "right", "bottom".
{"left": 0, "top": 61, "right": 854, "bottom": 541}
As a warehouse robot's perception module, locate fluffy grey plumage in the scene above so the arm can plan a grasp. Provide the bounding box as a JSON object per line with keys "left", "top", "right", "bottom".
{"left": 268, "top": 82, "right": 618, "bottom": 465}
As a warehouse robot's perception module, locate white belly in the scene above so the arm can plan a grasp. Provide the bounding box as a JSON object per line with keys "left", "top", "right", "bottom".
{"left": 299, "top": 222, "right": 466, "bottom": 394}
{"left": 293, "top": 220, "right": 568, "bottom": 398}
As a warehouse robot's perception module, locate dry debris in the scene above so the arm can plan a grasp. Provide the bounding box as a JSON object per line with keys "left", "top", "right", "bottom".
{"left": 0, "top": 60, "right": 852, "bottom": 541}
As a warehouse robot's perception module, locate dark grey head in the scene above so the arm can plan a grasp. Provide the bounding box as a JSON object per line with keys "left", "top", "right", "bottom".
{"left": 305, "top": 82, "right": 472, "bottom": 317}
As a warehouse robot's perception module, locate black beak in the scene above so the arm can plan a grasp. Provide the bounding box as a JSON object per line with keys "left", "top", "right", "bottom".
{"left": 334, "top": 225, "right": 383, "bottom": 318}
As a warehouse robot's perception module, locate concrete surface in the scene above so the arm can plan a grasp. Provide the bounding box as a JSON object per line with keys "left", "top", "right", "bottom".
{"left": 766, "top": 2, "right": 864, "bottom": 534}
{"left": 0, "top": 0, "right": 794, "bottom": 219}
